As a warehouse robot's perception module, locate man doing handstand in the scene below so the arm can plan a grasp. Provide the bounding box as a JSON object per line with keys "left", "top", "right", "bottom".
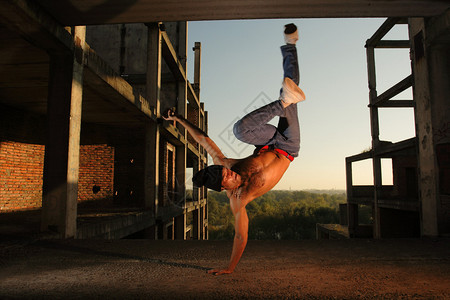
{"left": 163, "top": 23, "right": 305, "bottom": 275}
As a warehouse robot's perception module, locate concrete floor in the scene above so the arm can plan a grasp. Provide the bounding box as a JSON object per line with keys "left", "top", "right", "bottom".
{"left": 0, "top": 238, "right": 449, "bottom": 299}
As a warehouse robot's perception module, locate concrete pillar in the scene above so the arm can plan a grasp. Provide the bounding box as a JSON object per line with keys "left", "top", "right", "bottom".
{"left": 174, "top": 213, "right": 186, "bottom": 240}
{"left": 193, "top": 159, "right": 201, "bottom": 203}
{"left": 144, "top": 119, "right": 159, "bottom": 212}
{"left": 41, "top": 26, "right": 85, "bottom": 238}
{"left": 200, "top": 204, "right": 205, "bottom": 240}
{"left": 366, "top": 45, "right": 382, "bottom": 239}
{"left": 204, "top": 203, "right": 208, "bottom": 240}
{"left": 192, "top": 208, "right": 200, "bottom": 240}
{"left": 345, "top": 160, "right": 357, "bottom": 237}
{"left": 409, "top": 18, "right": 439, "bottom": 237}
{"left": 176, "top": 21, "right": 188, "bottom": 225}
{"left": 410, "top": 12, "right": 450, "bottom": 235}
{"left": 429, "top": 44, "right": 450, "bottom": 234}
{"left": 144, "top": 23, "right": 161, "bottom": 223}
{"left": 193, "top": 42, "right": 201, "bottom": 97}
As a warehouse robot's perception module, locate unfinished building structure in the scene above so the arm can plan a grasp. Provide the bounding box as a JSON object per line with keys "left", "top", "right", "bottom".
{"left": 0, "top": 4, "right": 208, "bottom": 239}
{"left": 0, "top": 0, "right": 449, "bottom": 240}
{"left": 316, "top": 13, "right": 450, "bottom": 239}
{"left": 345, "top": 15, "right": 450, "bottom": 239}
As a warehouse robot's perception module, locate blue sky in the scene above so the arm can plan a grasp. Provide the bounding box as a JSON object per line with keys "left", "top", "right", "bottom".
{"left": 186, "top": 18, "right": 414, "bottom": 190}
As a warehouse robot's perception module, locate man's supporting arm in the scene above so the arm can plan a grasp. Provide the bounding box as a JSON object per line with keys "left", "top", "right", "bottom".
{"left": 163, "top": 109, "right": 226, "bottom": 165}
{"left": 208, "top": 206, "right": 248, "bottom": 275}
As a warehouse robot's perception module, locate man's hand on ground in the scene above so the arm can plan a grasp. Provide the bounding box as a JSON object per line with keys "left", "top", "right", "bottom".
{"left": 207, "top": 268, "right": 233, "bottom": 276}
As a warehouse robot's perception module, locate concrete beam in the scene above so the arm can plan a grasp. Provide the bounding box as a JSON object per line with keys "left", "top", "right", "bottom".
{"left": 83, "top": 44, "right": 155, "bottom": 123}
{"left": 0, "top": 0, "right": 73, "bottom": 52}
{"left": 35, "top": 0, "right": 450, "bottom": 25}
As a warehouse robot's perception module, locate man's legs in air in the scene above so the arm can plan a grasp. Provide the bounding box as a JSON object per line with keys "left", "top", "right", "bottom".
{"left": 233, "top": 23, "right": 303, "bottom": 157}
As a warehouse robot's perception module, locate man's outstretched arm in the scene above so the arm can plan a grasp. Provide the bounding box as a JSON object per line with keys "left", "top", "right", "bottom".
{"left": 208, "top": 206, "right": 249, "bottom": 275}
{"left": 163, "top": 109, "right": 226, "bottom": 165}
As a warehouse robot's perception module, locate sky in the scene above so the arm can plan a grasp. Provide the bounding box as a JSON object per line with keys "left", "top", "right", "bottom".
{"left": 186, "top": 18, "right": 415, "bottom": 190}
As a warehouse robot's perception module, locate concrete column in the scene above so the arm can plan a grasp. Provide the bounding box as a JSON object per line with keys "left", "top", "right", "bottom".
{"left": 192, "top": 208, "right": 200, "bottom": 240}
{"left": 429, "top": 44, "right": 450, "bottom": 234}
{"left": 200, "top": 204, "right": 205, "bottom": 240}
{"left": 409, "top": 18, "right": 439, "bottom": 237}
{"left": 345, "top": 159, "right": 359, "bottom": 237}
{"left": 193, "top": 159, "right": 201, "bottom": 203}
{"left": 176, "top": 21, "right": 188, "bottom": 221}
{"left": 144, "top": 119, "right": 159, "bottom": 212}
{"left": 174, "top": 213, "right": 186, "bottom": 240}
{"left": 366, "top": 45, "right": 382, "bottom": 238}
{"left": 144, "top": 23, "right": 161, "bottom": 222}
{"left": 41, "top": 26, "right": 85, "bottom": 238}
{"left": 204, "top": 203, "right": 208, "bottom": 240}
{"left": 193, "top": 42, "right": 201, "bottom": 97}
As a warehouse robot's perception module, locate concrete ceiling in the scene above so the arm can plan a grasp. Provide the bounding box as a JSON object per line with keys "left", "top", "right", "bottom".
{"left": 37, "top": 0, "right": 450, "bottom": 25}
{"left": 0, "top": 24, "right": 149, "bottom": 127}
{"left": 0, "top": 0, "right": 449, "bottom": 130}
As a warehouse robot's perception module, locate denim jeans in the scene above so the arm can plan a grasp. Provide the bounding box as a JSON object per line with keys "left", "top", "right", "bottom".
{"left": 232, "top": 44, "right": 301, "bottom": 157}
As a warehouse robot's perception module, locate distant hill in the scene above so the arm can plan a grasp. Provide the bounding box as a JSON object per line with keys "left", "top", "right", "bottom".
{"left": 301, "top": 189, "right": 346, "bottom": 195}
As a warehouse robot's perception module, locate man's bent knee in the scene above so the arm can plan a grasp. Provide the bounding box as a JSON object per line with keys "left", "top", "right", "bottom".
{"left": 233, "top": 120, "right": 245, "bottom": 141}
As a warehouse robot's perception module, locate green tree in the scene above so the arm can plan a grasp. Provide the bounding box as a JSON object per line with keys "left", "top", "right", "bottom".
{"left": 207, "top": 190, "right": 346, "bottom": 240}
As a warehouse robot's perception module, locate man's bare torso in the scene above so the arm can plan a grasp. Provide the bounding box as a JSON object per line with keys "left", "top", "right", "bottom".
{"left": 225, "top": 150, "right": 291, "bottom": 207}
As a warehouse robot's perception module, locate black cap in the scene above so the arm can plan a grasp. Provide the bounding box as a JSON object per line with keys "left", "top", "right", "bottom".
{"left": 192, "top": 165, "right": 224, "bottom": 192}
{"left": 284, "top": 23, "right": 297, "bottom": 34}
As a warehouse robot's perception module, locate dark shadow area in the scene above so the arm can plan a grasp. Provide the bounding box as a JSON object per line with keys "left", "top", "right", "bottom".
{"left": 37, "top": 0, "right": 139, "bottom": 25}
{"left": 34, "top": 240, "right": 210, "bottom": 271}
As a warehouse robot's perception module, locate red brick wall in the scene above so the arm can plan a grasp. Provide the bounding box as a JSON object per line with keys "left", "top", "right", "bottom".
{"left": 158, "top": 141, "right": 176, "bottom": 207}
{"left": 0, "top": 141, "right": 114, "bottom": 211}
{"left": 78, "top": 144, "right": 114, "bottom": 203}
{"left": 0, "top": 141, "right": 44, "bottom": 211}
{"left": 187, "top": 104, "right": 199, "bottom": 147}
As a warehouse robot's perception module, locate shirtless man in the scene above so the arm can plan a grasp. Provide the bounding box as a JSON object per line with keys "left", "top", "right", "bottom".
{"left": 163, "top": 23, "right": 305, "bottom": 275}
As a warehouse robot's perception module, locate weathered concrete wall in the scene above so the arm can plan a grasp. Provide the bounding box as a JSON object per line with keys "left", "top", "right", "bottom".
{"left": 409, "top": 10, "right": 450, "bottom": 236}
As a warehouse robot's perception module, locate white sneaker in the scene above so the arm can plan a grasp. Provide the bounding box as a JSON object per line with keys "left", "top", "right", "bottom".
{"left": 280, "top": 77, "right": 306, "bottom": 104}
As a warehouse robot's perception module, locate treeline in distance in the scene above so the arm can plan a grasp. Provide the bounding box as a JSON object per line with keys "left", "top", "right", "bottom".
{"left": 207, "top": 190, "right": 346, "bottom": 240}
